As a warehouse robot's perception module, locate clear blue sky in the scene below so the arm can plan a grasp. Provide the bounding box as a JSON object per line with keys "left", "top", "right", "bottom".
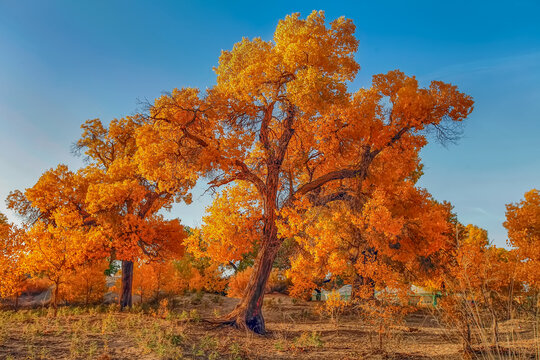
{"left": 1, "top": 1, "right": 539, "bottom": 247}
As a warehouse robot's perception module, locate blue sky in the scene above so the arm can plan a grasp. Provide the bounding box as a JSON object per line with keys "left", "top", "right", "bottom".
{"left": 0, "top": 1, "right": 539, "bottom": 247}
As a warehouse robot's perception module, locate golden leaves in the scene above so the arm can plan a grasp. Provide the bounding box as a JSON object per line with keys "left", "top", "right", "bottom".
{"left": 504, "top": 189, "right": 540, "bottom": 287}
{"left": 0, "top": 217, "right": 27, "bottom": 298}
{"left": 2, "top": 11, "right": 480, "bottom": 311}
{"left": 185, "top": 184, "right": 261, "bottom": 265}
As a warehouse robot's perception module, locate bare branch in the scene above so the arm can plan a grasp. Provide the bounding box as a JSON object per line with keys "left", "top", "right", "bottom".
{"left": 208, "top": 160, "right": 267, "bottom": 196}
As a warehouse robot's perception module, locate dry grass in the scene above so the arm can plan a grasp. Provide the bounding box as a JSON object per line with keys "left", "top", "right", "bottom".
{"left": 0, "top": 293, "right": 537, "bottom": 359}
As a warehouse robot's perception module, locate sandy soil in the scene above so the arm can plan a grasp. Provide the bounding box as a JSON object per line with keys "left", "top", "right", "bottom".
{"left": 0, "top": 293, "right": 537, "bottom": 359}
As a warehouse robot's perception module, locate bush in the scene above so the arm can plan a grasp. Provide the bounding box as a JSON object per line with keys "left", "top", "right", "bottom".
{"left": 267, "top": 269, "right": 291, "bottom": 294}
{"left": 60, "top": 261, "right": 108, "bottom": 305}
{"left": 20, "top": 278, "right": 52, "bottom": 296}
{"left": 317, "top": 290, "right": 347, "bottom": 323}
{"left": 227, "top": 267, "right": 290, "bottom": 298}
{"left": 227, "top": 268, "right": 252, "bottom": 298}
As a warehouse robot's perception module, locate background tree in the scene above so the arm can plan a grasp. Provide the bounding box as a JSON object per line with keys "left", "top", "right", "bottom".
{"left": 0, "top": 213, "right": 28, "bottom": 307}
{"left": 282, "top": 182, "right": 452, "bottom": 301}
{"left": 131, "top": 257, "right": 192, "bottom": 304}
{"left": 7, "top": 165, "right": 103, "bottom": 315}
{"left": 504, "top": 189, "right": 540, "bottom": 314}
{"left": 59, "top": 260, "right": 109, "bottom": 306}
{"left": 75, "top": 117, "right": 189, "bottom": 309}
{"left": 184, "top": 184, "right": 261, "bottom": 274}
{"left": 435, "top": 223, "right": 521, "bottom": 353}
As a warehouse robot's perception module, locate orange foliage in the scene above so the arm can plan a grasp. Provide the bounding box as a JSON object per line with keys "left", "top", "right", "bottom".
{"left": 20, "top": 278, "right": 53, "bottom": 296}
{"left": 7, "top": 166, "right": 102, "bottom": 312}
{"left": 76, "top": 117, "right": 189, "bottom": 263}
{"left": 133, "top": 11, "right": 473, "bottom": 332}
{"left": 132, "top": 260, "right": 187, "bottom": 303}
{"left": 0, "top": 216, "right": 27, "bottom": 300}
{"left": 188, "top": 262, "right": 227, "bottom": 294}
{"left": 228, "top": 267, "right": 290, "bottom": 298}
{"left": 504, "top": 189, "right": 540, "bottom": 288}
{"left": 284, "top": 180, "right": 453, "bottom": 301}
{"left": 227, "top": 268, "right": 253, "bottom": 298}
{"left": 59, "top": 261, "right": 108, "bottom": 305}
{"left": 444, "top": 223, "right": 519, "bottom": 303}
{"left": 184, "top": 185, "right": 261, "bottom": 267}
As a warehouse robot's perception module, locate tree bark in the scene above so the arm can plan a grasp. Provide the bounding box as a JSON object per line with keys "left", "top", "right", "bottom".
{"left": 217, "top": 149, "right": 286, "bottom": 335}
{"left": 220, "top": 234, "right": 280, "bottom": 334}
{"left": 120, "top": 260, "right": 134, "bottom": 310}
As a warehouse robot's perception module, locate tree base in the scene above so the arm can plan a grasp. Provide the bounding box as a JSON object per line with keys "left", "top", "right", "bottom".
{"left": 120, "top": 260, "right": 133, "bottom": 310}
{"left": 211, "top": 310, "right": 266, "bottom": 335}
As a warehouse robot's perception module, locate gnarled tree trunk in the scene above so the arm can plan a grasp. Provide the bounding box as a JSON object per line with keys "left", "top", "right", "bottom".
{"left": 218, "top": 150, "right": 288, "bottom": 334}
{"left": 120, "top": 260, "right": 133, "bottom": 310}
{"left": 221, "top": 238, "right": 280, "bottom": 334}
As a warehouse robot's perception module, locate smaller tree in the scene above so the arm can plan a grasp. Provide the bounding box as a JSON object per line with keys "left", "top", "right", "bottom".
{"left": 0, "top": 214, "right": 27, "bottom": 308}
{"left": 7, "top": 165, "right": 103, "bottom": 315}
{"left": 132, "top": 259, "right": 187, "bottom": 304}
{"left": 438, "top": 224, "right": 520, "bottom": 353}
{"left": 59, "top": 260, "right": 108, "bottom": 306}
{"left": 437, "top": 224, "right": 488, "bottom": 354}
{"left": 24, "top": 216, "right": 91, "bottom": 314}
{"left": 184, "top": 184, "right": 261, "bottom": 274}
{"left": 504, "top": 189, "right": 540, "bottom": 291}
{"left": 76, "top": 117, "right": 192, "bottom": 309}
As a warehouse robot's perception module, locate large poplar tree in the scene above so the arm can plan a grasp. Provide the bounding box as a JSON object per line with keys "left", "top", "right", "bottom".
{"left": 136, "top": 11, "right": 473, "bottom": 333}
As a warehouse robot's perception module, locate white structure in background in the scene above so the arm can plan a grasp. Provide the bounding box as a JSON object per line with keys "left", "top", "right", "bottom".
{"left": 312, "top": 285, "right": 352, "bottom": 301}
{"left": 312, "top": 284, "right": 440, "bottom": 306}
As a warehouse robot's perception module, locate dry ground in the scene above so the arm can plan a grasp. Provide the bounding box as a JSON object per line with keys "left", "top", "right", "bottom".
{"left": 0, "top": 293, "right": 538, "bottom": 359}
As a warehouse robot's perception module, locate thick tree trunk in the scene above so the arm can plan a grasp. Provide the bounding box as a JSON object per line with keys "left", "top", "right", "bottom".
{"left": 120, "top": 260, "right": 134, "bottom": 310}
{"left": 220, "top": 236, "right": 280, "bottom": 334}
{"left": 218, "top": 164, "right": 286, "bottom": 335}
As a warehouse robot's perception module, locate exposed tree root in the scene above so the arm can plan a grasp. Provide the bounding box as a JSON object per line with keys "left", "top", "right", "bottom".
{"left": 205, "top": 311, "right": 267, "bottom": 335}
